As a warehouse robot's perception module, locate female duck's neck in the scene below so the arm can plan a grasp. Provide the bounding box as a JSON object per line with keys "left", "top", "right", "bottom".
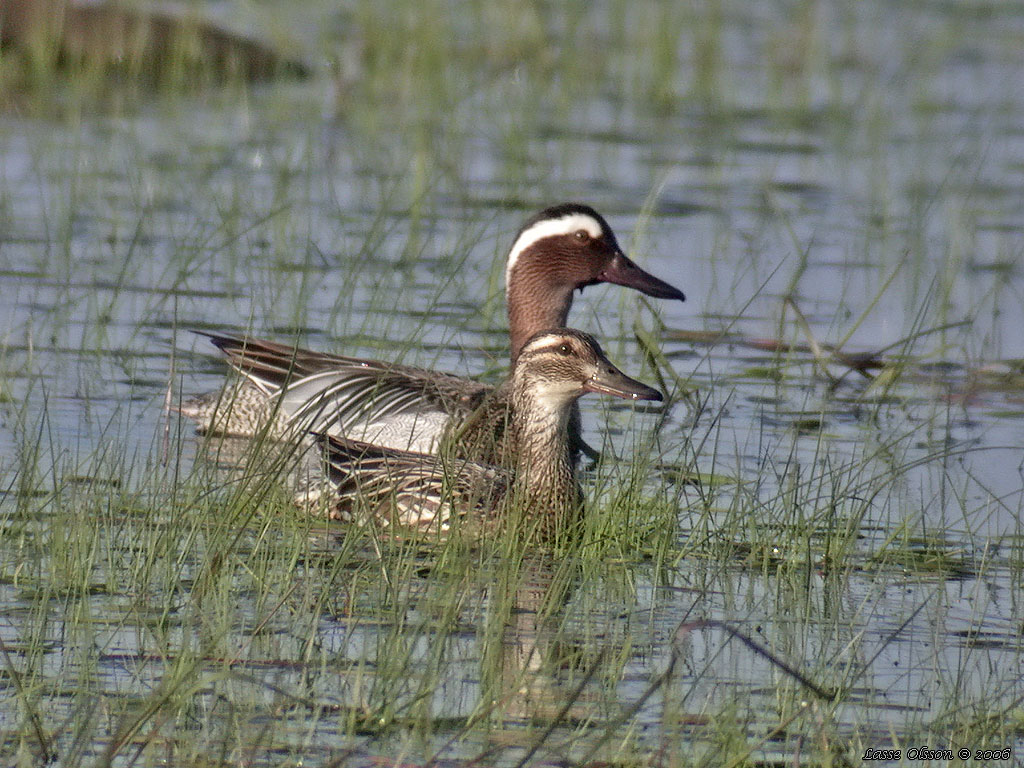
{"left": 509, "top": 388, "right": 582, "bottom": 520}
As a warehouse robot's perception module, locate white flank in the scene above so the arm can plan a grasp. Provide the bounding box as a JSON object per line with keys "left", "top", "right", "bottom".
{"left": 505, "top": 212, "right": 604, "bottom": 288}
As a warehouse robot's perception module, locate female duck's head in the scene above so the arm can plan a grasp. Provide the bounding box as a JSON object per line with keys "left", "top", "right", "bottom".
{"left": 511, "top": 328, "right": 663, "bottom": 416}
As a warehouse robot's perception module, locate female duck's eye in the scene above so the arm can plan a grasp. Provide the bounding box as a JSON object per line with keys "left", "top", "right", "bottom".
{"left": 574, "top": 229, "right": 589, "bottom": 241}
{"left": 558, "top": 344, "right": 572, "bottom": 356}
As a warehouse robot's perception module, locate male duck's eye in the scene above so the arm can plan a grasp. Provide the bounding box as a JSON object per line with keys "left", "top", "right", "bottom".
{"left": 574, "top": 229, "right": 589, "bottom": 241}
{"left": 558, "top": 344, "right": 572, "bottom": 356}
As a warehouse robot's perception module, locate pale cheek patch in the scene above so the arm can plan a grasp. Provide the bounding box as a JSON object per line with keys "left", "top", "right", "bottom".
{"left": 505, "top": 213, "right": 604, "bottom": 288}
{"left": 531, "top": 380, "right": 581, "bottom": 414}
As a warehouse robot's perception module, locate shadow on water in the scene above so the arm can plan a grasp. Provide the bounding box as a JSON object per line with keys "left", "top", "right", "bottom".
{"left": 0, "top": 0, "right": 309, "bottom": 87}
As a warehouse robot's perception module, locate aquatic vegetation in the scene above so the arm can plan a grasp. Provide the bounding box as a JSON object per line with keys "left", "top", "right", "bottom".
{"left": 0, "top": 0, "right": 1022, "bottom": 765}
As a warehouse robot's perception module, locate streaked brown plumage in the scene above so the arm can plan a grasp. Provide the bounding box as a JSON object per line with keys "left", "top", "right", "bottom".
{"left": 314, "top": 329, "right": 663, "bottom": 538}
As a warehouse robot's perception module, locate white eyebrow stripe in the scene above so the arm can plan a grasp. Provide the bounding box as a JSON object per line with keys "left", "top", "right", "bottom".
{"left": 504, "top": 213, "right": 603, "bottom": 288}
{"left": 521, "top": 340, "right": 568, "bottom": 356}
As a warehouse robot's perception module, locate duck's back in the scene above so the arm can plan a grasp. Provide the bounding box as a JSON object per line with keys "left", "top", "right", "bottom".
{"left": 319, "top": 435, "right": 510, "bottom": 531}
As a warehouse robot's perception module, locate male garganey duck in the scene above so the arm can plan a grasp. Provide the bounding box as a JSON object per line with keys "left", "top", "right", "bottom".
{"left": 313, "top": 329, "right": 662, "bottom": 536}
{"left": 179, "top": 203, "right": 683, "bottom": 461}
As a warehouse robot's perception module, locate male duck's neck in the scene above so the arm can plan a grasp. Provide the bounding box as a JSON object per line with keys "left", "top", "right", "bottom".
{"left": 507, "top": 279, "right": 573, "bottom": 363}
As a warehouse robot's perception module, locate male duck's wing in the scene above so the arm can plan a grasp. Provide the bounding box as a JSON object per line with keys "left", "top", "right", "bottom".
{"left": 275, "top": 362, "right": 492, "bottom": 430}
{"left": 316, "top": 434, "right": 509, "bottom": 530}
{"left": 196, "top": 332, "right": 393, "bottom": 390}
{"left": 197, "top": 332, "right": 494, "bottom": 448}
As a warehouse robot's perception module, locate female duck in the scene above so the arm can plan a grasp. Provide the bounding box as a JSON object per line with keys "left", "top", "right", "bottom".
{"left": 179, "top": 203, "right": 683, "bottom": 457}
{"left": 314, "top": 329, "right": 662, "bottom": 537}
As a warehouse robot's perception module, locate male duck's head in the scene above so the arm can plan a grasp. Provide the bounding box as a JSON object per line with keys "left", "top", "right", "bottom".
{"left": 505, "top": 203, "right": 685, "bottom": 359}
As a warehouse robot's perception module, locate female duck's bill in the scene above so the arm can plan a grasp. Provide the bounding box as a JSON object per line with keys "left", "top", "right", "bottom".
{"left": 178, "top": 202, "right": 683, "bottom": 453}
{"left": 312, "top": 328, "right": 662, "bottom": 539}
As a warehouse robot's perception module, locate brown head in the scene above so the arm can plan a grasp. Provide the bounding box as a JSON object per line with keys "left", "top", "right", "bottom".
{"left": 505, "top": 203, "right": 685, "bottom": 360}
{"left": 511, "top": 328, "right": 663, "bottom": 420}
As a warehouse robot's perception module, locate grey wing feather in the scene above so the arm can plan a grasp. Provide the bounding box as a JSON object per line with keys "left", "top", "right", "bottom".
{"left": 196, "top": 331, "right": 494, "bottom": 434}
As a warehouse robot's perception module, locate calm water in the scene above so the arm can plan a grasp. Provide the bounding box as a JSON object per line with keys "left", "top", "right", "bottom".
{"left": 1, "top": 0, "right": 1023, "bottom": 763}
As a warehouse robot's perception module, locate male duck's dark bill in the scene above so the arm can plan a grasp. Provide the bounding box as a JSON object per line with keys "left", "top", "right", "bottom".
{"left": 583, "top": 366, "right": 663, "bottom": 402}
{"left": 597, "top": 252, "right": 686, "bottom": 302}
